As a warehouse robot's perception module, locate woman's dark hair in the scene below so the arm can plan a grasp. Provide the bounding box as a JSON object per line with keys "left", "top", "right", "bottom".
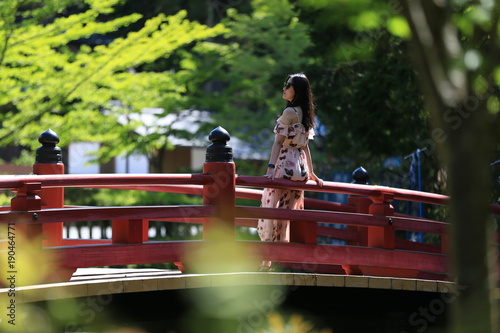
{"left": 285, "top": 73, "right": 316, "bottom": 131}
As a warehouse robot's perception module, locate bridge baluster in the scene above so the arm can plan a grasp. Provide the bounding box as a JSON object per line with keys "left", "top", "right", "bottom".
{"left": 32, "top": 129, "right": 77, "bottom": 281}
{"left": 368, "top": 192, "right": 395, "bottom": 249}
{"left": 202, "top": 126, "right": 236, "bottom": 240}
{"left": 33, "top": 129, "right": 65, "bottom": 247}
{"left": 174, "top": 127, "right": 236, "bottom": 273}
{"left": 112, "top": 219, "right": 148, "bottom": 243}
{"left": 347, "top": 166, "right": 371, "bottom": 247}
{"left": 10, "top": 182, "right": 42, "bottom": 241}
{"left": 344, "top": 167, "right": 371, "bottom": 275}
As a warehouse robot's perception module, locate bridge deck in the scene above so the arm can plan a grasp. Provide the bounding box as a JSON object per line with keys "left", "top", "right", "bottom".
{"left": 1, "top": 268, "right": 457, "bottom": 304}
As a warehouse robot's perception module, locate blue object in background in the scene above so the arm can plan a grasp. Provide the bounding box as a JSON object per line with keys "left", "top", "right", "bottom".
{"left": 405, "top": 149, "right": 426, "bottom": 243}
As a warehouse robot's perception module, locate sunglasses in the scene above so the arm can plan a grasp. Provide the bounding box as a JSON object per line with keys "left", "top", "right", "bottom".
{"left": 283, "top": 82, "right": 293, "bottom": 89}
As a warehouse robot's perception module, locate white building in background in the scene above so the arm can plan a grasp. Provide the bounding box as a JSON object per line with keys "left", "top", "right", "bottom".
{"left": 67, "top": 108, "right": 267, "bottom": 174}
{"left": 68, "top": 142, "right": 100, "bottom": 174}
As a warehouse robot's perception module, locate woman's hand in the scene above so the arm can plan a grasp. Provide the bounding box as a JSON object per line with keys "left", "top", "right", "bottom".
{"left": 309, "top": 173, "right": 324, "bottom": 187}
{"left": 263, "top": 168, "right": 275, "bottom": 180}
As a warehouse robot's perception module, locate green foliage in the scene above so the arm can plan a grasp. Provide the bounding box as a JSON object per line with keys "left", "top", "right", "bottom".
{"left": 294, "top": 0, "right": 432, "bottom": 183}
{"left": 1, "top": 0, "right": 483, "bottom": 199}
{"left": 0, "top": 0, "right": 435, "bottom": 180}
{"left": 0, "top": 191, "right": 13, "bottom": 206}
{"left": 387, "top": 16, "right": 412, "bottom": 39}
{"left": 10, "top": 149, "right": 34, "bottom": 166}
{"left": 0, "top": 1, "right": 226, "bottom": 165}
{"left": 175, "top": 0, "right": 313, "bottom": 154}
{"left": 311, "top": 31, "right": 428, "bottom": 160}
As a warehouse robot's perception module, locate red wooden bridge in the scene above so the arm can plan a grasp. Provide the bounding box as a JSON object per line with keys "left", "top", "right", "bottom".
{"left": 1, "top": 128, "right": 499, "bottom": 286}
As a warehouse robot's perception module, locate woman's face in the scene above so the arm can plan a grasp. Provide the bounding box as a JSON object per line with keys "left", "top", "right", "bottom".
{"left": 282, "top": 78, "right": 295, "bottom": 102}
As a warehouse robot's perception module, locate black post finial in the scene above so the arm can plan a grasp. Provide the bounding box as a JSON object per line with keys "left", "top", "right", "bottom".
{"left": 352, "top": 166, "right": 370, "bottom": 184}
{"left": 206, "top": 126, "right": 233, "bottom": 162}
{"left": 35, "top": 129, "right": 62, "bottom": 164}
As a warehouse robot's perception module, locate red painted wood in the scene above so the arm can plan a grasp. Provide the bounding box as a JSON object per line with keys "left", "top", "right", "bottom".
{"left": 112, "top": 219, "right": 148, "bottom": 243}
{"left": 59, "top": 239, "right": 111, "bottom": 246}
{"left": 50, "top": 241, "right": 192, "bottom": 268}
{"left": 245, "top": 241, "right": 448, "bottom": 274}
{"left": 237, "top": 176, "right": 451, "bottom": 206}
{"left": 46, "top": 239, "right": 447, "bottom": 275}
{"left": 0, "top": 173, "right": 214, "bottom": 189}
{"left": 1, "top": 174, "right": 498, "bottom": 214}
{"left": 10, "top": 182, "right": 42, "bottom": 211}
{"left": 86, "top": 184, "right": 206, "bottom": 195}
{"left": 367, "top": 193, "right": 395, "bottom": 249}
{"left": 10, "top": 183, "right": 43, "bottom": 244}
{"left": 367, "top": 226, "right": 395, "bottom": 249}
{"left": 236, "top": 218, "right": 257, "bottom": 228}
{"left": 33, "top": 162, "right": 65, "bottom": 247}
{"left": 0, "top": 205, "right": 215, "bottom": 225}
{"left": 290, "top": 220, "right": 318, "bottom": 244}
{"left": 317, "top": 226, "right": 360, "bottom": 242}
{"left": 395, "top": 238, "right": 441, "bottom": 253}
{"left": 233, "top": 206, "right": 448, "bottom": 235}
{"left": 346, "top": 196, "right": 371, "bottom": 250}
{"left": 345, "top": 196, "right": 371, "bottom": 273}
{"left": 84, "top": 184, "right": 357, "bottom": 213}
{"left": 0, "top": 169, "right": 497, "bottom": 282}
{"left": 203, "top": 162, "right": 236, "bottom": 240}
{"left": 147, "top": 217, "right": 207, "bottom": 224}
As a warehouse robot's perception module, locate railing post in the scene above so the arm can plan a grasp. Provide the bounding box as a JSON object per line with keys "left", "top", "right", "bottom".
{"left": 346, "top": 166, "right": 370, "bottom": 246}
{"left": 31, "top": 129, "right": 78, "bottom": 282}
{"left": 289, "top": 167, "right": 319, "bottom": 243}
{"left": 368, "top": 192, "right": 395, "bottom": 249}
{"left": 344, "top": 166, "right": 371, "bottom": 275}
{"left": 9, "top": 182, "right": 43, "bottom": 286}
{"left": 112, "top": 219, "right": 148, "bottom": 243}
{"left": 33, "top": 129, "right": 64, "bottom": 247}
{"left": 176, "top": 127, "right": 236, "bottom": 273}
{"left": 202, "top": 126, "right": 236, "bottom": 240}
{"left": 289, "top": 219, "right": 318, "bottom": 244}
{"left": 11, "top": 182, "right": 42, "bottom": 240}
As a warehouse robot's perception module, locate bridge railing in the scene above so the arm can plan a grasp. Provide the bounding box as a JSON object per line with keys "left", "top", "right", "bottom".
{"left": 0, "top": 128, "right": 498, "bottom": 285}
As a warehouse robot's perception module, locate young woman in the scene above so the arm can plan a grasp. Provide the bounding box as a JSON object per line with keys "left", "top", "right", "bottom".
{"left": 257, "top": 73, "right": 323, "bottom": 270}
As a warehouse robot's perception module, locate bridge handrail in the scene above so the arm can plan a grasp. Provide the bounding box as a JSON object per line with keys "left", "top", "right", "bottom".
{"left": 2, "top": 173, "right": 497, "bottom": 223}
{"left": 237, "top": 176, "right": 450, "bottom": 205}
{"left": 237, "top": 176, "right": 500, "bottom": 215}
{"left": 0, "top": 173, "right": 449, "bottom": 207}
{"left": 0, "top": 127, "right": 498, "bottom": 286}
{"left": 0, "top": 173, "right": 214, "bottom": 189}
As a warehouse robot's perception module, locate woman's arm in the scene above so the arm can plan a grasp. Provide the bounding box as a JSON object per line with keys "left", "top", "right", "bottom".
{"left": 304, "top": 145, "right": 323, "bottom": 186}
{"left": 264, "top": 134, "right": 285, "bottom": 179}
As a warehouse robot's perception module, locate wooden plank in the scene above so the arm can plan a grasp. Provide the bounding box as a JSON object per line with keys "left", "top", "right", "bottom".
{"left": 43, "top": 240, "right": 446, "bottom": 275}
{"left": 244, "top": 241, "right": 447, "bottom": 274}
{"left": 46, "top": 241, "right": 193, "bottom": 268}
{"left": 395, "top": 238, "right": 441, "bottom": 253}
{"left": 0, "top": 269, "right": 456, "bottom": 304}
{"left": 234, "top": 206, "right": 448, "bottom": 235}
{"left": 0, "top": 173, "right": 215, "bottom": 189}
{"left": 236, "top": 176, "right": 451, "bottom": 206}
{"left": 318, "top": 226, "right": 360, "bottom": 242}
{"left": 0, "top": 205, "right": 215, "bottom": 225}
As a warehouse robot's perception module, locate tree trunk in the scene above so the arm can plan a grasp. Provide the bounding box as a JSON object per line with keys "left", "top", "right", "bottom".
{"left": 399, "top": 1, "right": 499, "bottom": 332}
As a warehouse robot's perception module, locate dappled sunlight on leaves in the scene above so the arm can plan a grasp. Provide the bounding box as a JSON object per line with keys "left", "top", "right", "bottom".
{"left": 0, "top": 231, "right": 55, "bottom": 287}
{"left": 259, "top": 311, "right": 333, "bottom": 333}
